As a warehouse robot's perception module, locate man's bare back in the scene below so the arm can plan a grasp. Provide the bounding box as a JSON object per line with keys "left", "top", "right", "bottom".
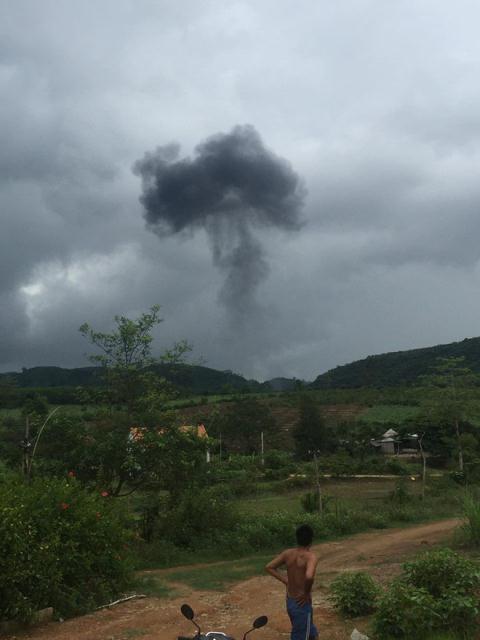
{"left": 266, "top": 525, "right": 319, "bottom": 640}
{"left": 266, "top": 546, "right": 318, "bottom": 604}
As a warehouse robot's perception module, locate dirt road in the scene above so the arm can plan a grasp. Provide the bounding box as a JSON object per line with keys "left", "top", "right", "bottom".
{"left": 9, "top": 519, "right": 460, "bottom": 640}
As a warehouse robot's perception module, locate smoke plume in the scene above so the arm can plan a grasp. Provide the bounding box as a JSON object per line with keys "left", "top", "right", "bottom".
{"left": 134, "top": 125, "right": 305, "bottom": 320}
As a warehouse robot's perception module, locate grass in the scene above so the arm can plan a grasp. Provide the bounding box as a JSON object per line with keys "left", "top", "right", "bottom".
{"left": 165, "top": 555, "right": 271, "bottom": 590}
{"left": 461, "top": 492, "right": 480, "bottom": 547}
{"left": 359, "top": 404, "right": 421, "bottom": 423}
{"left": 237, "top": 477, "right": 425, "bottom": 516}
{"left": 134, "top": 575, "right": 177, "bottom": 598}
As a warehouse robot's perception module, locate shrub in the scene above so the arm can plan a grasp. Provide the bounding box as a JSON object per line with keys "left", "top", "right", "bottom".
{"left": 388, "top": 479, "right": 411, "bottom": 505}
{"left": 372, "top": 549, "right": 480, "bottom": 639}
{"left": 373, "top": 580, "right": 439, "bottom": 639}
{"left": 0, "top": 476, "right": 132, "bottom": 622}
{"left": 301, "top": 491, "right": 320, "bottom": 513}
{"left": 384, "top": 458, "right": 409, "bottom": 475}
{"left": 329, "top": 571, "right": 380, "bottom": 617}
{"left": 462, "top": 492, "right": 480, "bottom": 547}
{"left": 159, "top": 486, "right": 239, "bottom": 548}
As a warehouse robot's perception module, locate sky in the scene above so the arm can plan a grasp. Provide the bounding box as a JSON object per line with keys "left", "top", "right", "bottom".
{"left": 2, "top": 0, "right": 480, "bottom": 382}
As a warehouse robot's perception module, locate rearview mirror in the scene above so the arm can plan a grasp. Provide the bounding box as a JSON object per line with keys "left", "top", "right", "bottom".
{"left": 181, "top": 604, "right": 195, "bottom": 620}
{"left": 253, "top": 616, "right": 268, "bottom": 629}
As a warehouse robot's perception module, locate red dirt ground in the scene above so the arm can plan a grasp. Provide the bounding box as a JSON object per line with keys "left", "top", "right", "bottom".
{"left": 7, "top": 519, "right": 462, "bottom": 640}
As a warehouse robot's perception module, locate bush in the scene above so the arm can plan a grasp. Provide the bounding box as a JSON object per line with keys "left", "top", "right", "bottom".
{"left": 329, "top": 571, "right": 380, "bottom": 617}
{"left": 159, "top": 486, "right": 239, "bottom": 548}
{"left": 373, "top": 581, "right": 439, "bottom": 639}
{"left": 462, "top": 492, "right": 480, "bottom": 547}
{"left": 301, "top": 491, "right": 320, "bottom": 513}
{"left": 372, "top": 549, "right": 480, "bottom": 639}
{"left": 0, "top": 476, "right": 132, "bottom": 622}
{"left": 388, "top": 479, "right": 411, "bottom": 505}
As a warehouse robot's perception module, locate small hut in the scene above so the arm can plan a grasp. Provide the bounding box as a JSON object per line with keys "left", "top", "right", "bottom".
{"left": 370, "top": 428, "right": 401, "bottom": 455}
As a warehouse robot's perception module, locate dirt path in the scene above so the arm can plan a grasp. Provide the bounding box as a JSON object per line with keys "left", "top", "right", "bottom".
{"left": 9, "top": 519, "right": 460, "bottom": 640}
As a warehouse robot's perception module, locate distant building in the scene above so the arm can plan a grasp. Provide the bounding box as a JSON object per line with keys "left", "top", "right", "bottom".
{"left": 371, "top": 429, "right": 420, "bottom": 456}
{"left": 370, "top": 428, "right": 400, "bottom": 455}
{"left": 129, "top": 423, "right": 210, "bottom": 462}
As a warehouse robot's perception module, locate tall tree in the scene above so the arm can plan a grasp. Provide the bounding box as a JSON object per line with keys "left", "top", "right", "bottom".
{"left": 219, "top": 397, "right": 276, "bottom": 454}
{"left": 420, "top": 356, "right": 479, "bottom": 472}
{"left": 79, "top": 305, "right": 191, "bottom": 417}
{"left": 293, "top": 394, "right": 329, "bottom": 459}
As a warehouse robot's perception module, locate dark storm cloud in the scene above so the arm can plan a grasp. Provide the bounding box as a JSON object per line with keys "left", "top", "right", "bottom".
{"left": 134, "top": 125, "right": 305, "bottom": 319}
{"left": 4, "top": 0, "right": 480, "bottom": 380}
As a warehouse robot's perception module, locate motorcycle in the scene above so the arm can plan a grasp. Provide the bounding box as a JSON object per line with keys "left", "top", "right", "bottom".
{"left": 177, "top": 603, "right": 268, "bottom": 640}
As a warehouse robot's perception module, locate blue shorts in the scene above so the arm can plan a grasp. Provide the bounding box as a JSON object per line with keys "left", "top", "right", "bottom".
{"left": 286, "top": 596, "right": 319, "bottom": 640}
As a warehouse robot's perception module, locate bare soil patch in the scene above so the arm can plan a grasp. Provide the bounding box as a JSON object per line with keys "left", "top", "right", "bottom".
{"left": 7, "top": 519, "right": 460, "bottom": 640}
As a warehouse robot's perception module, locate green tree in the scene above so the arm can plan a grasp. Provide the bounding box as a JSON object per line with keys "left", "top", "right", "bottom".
{"left": 420, "top": 357, "right": 479, "bottom": 472}
{"left": 293, "top": 394, "right": 329, "bottom": 459}
{"left": 79, "top": 305, "right": 191, "bottom": 417}
{"left": 218, "top": 397, "right": 276, "bottom": 454}
{"left": 0, "top": 376, "right": 20, "bottom": 409}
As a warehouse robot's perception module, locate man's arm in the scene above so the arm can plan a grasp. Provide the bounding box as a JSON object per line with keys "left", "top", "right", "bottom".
{"left": 265, "top": 551, "right": 288, "bottom": 587}
{"left": 296, "top": 554, "right": 318, "bottom": 605}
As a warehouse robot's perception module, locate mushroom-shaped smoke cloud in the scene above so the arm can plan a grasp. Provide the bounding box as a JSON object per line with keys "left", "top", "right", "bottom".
{"left": 134, "top": 125, "right": 305, "bottom": 321}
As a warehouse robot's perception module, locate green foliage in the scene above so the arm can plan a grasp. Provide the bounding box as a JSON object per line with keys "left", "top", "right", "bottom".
{"left": 0, "top": 476, "right": 132, "bottom": 622}
{"left": 79, "top": 305, "right": 190, "bottom": 416}
{"left": 312, "top": 336, "right": 480, "bottom": 389}
{"left": 156, "top": 486, "right": 239, "bottom": 548}
{"left": 462, "top": 492, "right": 480, "bottom": 547}
{"left": 360, "top": 404, "right": 421, "bottom": 423}
{"left": 215, "top": 397, "right": 277, "bottom": 453}
{"left": 301, "top": 491, "right": 321, "bottom": 513}
{"left": 33, "top": 412, "right": 208, "bottom": 498}
{"left": 373, "top": 581, "right": 439, "bottom": 639}
{"left": 329, "top": 571, "right": 380, "bottom": 617}
{"left": 293, "top": 394, "right": 329, "bottom": 459}
{"left": 373, "top": 549, "right": 480, "bottom": 639}
{"left": 388, "top": 479, "right": 411, "bottom": 505}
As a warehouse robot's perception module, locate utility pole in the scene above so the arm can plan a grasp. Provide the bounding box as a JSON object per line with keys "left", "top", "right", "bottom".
{"left": 418, "top": 433, "right": 427, "bottom": 500}
{"left": 313, "top": 450, "right": 323, "bottom": 515}
{"left": 21, "top": 416, "right": 32, "bottom": 478}
{"left": 261, "top": 431, "right": 264, "bottom": 465}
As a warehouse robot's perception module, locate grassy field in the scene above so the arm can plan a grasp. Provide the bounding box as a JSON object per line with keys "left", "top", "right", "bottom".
{"left": 237, "top": 477, "right": 430, "bottom": 517}
{"left": 359, "top": 404, "right": 421, "bottom": 423}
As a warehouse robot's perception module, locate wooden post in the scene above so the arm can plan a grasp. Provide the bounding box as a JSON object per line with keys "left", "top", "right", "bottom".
{"left": 22, "top": 416, "right": 30, "bottom": 478}
{"left": 418, "top": 433, "right": 427, "bottom": 500}
{"left": 313, "top": 451, "right": 323, "bottom": 515}
{"left": 261, "top": 431, "right": 264, "bottom": 466}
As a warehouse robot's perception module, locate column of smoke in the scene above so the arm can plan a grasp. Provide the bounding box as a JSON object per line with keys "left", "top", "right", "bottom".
{"left": 134, "top": 125, "right": 305, "bottom": 324}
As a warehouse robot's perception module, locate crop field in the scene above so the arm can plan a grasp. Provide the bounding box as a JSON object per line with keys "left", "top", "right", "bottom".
{"left": 359, "top": 404, "right": 421, "bottom": 423}
{"left": 237, "top": 477, "right": 423, "bottom": 516}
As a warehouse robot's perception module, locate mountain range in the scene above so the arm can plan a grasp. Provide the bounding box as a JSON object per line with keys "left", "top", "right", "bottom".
{"left": 2, "top": 336, "right": 480, "bottom": 393}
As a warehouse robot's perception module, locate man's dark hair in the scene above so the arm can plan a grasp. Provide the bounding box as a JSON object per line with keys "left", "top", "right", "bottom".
{"left": 296, "top": 523, "right": 313, "bottom": 547}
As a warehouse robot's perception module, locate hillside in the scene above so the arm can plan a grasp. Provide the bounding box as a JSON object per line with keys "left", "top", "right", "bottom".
{"left": 312, "top": 336, "right": 480, "bottom": 388}
{"left": 0, "top": 364, "right": 296, "bottom": 395}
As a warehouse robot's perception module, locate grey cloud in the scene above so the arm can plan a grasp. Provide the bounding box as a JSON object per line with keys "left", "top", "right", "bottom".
{"left": 4, "top": 1, "right": 480, "bottom": 380}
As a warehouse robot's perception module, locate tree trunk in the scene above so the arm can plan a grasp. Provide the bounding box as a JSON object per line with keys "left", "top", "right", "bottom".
{"left": 455, "top": 418, "right": 464, "bottom": 472}
{"left": 313, "top": 452, "right": 323, "bottom": 515}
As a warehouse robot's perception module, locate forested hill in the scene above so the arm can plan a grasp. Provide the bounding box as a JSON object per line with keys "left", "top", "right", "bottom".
{"left": 0, "top": 364, "right": 277, "bottom": 394}
{"left": 312, "top": 337, "right": 480, "bottom": 388}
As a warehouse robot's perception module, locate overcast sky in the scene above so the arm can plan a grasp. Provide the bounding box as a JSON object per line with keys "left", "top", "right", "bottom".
{"left": 2, "top": 0, "right": 480, "bottom": 381}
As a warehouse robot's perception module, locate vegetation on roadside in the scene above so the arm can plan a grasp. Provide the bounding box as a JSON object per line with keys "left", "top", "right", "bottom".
{"left": 0, "top": 476, "right": 132, "bottom": 623}
{"left": 372, "top": 548, "right": 480, "bottom": 639}
{"left": 330, "top": 571, "right": 380, "bottom": 617}
{"left": 3, "top": 306, "right": 480, "bottom": 628}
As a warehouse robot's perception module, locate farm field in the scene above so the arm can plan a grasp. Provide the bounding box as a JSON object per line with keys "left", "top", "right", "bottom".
{"left": 6, "top": 518, "right": 467, "bottom": 640}
{"left": 237, "top": 477, "right": 424, "bottom": 516}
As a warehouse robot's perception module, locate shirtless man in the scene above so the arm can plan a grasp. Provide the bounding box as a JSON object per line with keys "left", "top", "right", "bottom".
{"left": 265, "top": 524, "right": 319, "bottom": 640}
